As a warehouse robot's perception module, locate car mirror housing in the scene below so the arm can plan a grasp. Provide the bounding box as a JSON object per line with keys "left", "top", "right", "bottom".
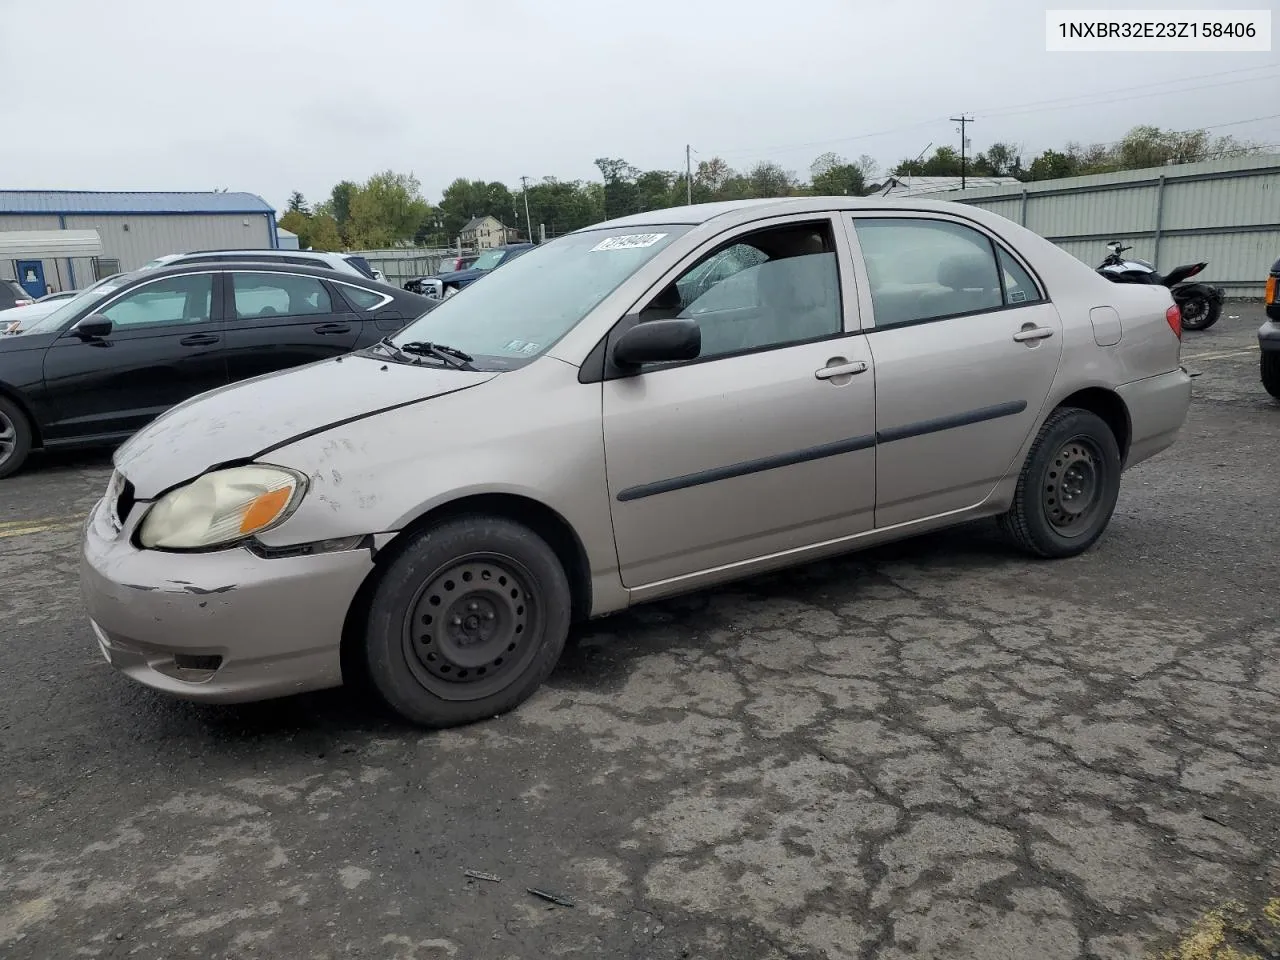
{"left": 612, "top": 318, "right": 701, "bottom": 368}
{"left": 72, "top": 315, "right": 113, "bottom": 340}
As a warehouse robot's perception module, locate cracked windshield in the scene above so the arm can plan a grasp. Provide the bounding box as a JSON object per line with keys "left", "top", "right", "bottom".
{"left": 2, "top": 1, "right": 1278, "bottom": 959}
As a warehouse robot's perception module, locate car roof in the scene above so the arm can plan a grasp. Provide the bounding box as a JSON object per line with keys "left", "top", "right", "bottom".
{"left": 181, "top": 248, "right": 342, "bottom": 257}
{"left": 573, "top": 196, "right": 994, "bottom": 232}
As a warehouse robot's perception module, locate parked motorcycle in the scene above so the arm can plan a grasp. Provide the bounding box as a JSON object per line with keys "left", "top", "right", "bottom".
{"left": 1096, "top": 241, "right": 1224, "bottom": 331}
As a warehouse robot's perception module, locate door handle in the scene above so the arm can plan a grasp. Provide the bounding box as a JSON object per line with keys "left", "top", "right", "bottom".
{"left": 1013, "top": 325, "right": 1055, "bottom": 343}
{"left": 314, "top": 323, "right": 352, "bottom": 335}
{"left": 815, "top": 360, "right": 868, "bottom": 380}
{"left": 179, "top": 334, "right": 219, "bottom": 346}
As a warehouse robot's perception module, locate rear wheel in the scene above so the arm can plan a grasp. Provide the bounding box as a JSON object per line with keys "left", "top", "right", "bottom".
{"left": 1178, "top": 292, "right": 1217, "bottom": 331}
{"left": 363, "top": 515, "right": 571, "bottom": 728}
{"left": 1000, "top": 407, "right": 1122, "bottom": 559}
{"left": 1262, "top": 351, "right": 1280, "bottom": 400}
{"left": 0, "top": 396, "right": 33, "bottom": 480}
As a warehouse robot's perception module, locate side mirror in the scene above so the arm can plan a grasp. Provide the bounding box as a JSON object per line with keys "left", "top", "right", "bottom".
{"left": 73, "top": 315, "right": 113, "bottom": 339}
{"left": 613, "top": 318, "right": 701, "bottom": 367}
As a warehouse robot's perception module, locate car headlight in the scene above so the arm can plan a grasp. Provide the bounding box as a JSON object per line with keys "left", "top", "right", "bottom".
{"left": 138, "top": 464, "right": 307, "bottom": 550}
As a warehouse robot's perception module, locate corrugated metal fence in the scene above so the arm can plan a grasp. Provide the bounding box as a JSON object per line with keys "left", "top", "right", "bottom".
{"left": 347, "top": 248, "right": 461, "bottom": 288}
{"left": 919, "top": 153, "right": 1280, "bottom": 297}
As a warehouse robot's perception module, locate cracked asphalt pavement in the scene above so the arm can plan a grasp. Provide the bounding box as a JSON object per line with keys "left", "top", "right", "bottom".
{"left": 2, "top": 309, "right": 1277, "bottom": 960}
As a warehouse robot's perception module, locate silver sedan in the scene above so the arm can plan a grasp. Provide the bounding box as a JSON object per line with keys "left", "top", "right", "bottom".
{"left": 80, "top": 197, "right": 1192, "bottom": 727}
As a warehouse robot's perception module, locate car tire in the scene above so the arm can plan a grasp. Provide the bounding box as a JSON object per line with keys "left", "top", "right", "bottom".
{"left": 1263, "top": 351, "right": 1280, "bottom": 401}
{"left": 999, "top": 407, "right": 1122, "bottom": 559}
{"left": 0, "top": 396, "right": 33, "bottom": 480}
{"left": 1178, "top": 292, "right": 1216, "bottom": 331}
{"left": 363, "top": 515, "right": 571, "bottom": 728}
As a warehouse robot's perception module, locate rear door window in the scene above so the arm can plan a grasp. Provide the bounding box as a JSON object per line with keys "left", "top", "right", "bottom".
{"left": 231, "top": 273, "right": 332, "bottom": 319}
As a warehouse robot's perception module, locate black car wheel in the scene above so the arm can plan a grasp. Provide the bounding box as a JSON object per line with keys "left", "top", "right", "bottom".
{"left": 0, "top": 396, "right": 33, "bottom": 480}
{"left": 363, "top": 515, "right": 571, "bottom": 728}
{"left": 1178, "top": 292, "right": 1219, "bottom": 331}
{"left": 999, "top": 407, "right": 1122, "bottom": 559}
{"left": 1262, "top": 351, "right": 1280, "bottom": 401}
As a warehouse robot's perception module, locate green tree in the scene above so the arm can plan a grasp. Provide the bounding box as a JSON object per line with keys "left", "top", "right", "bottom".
{"left": 694, "top": 157, "right": 732, "bottom": 200}
{"left": 595, "top": 157, "right": 640, "bottom": 220}
{"left": 1025, "top": 148, "right": 1076, "bottom": 181}
{"left": 809, "top": 153, "right": 866, "bottom": 196}
{"left": 635, "top": 169, "right": 677, "bottom": 211}
{"left": 746, "top": 161, "right": 797, "bottom": 197}
{"left": 318, "top": 180, "right": 358, "bottom": 237}
{"left": 286, "top": 191, "right": 309, "bottom": 215}
{"left": 439, "top": 179, "right": 515, "bottom": 240}
{"left": 277, "top": 209, "right": 312, "bottom": 247}
{"left": 342, "top": 171, "right": 431, "bottom": 249}
{"left": 972, "top": 142, "right": 1024, "bottom": 178}
{"left": 306, "top": 213, "right": 343, "bottom": 252}
{"left": 523, "top": 177, "right": 605, "bottom": 237}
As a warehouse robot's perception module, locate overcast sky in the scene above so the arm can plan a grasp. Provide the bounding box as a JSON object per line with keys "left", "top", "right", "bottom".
{"left": 2, "top": 0, "right": 1277, "bottom": 211}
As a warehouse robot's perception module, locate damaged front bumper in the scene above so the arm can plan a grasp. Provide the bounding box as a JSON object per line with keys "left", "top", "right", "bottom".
{"left": 79, "top": 493, "right": 374, "bottom": 704}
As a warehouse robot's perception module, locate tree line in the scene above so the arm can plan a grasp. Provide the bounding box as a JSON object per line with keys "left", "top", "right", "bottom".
{"left": 277, "top": 125, "right": 1264, "bottom": 253}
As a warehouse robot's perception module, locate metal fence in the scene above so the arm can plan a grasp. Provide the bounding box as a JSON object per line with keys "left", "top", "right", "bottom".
{"left": 917, "top": 153, "right": 1280, "bottom": 297}
{"left": 347, "top": 247, "right": 467, "bottom": 288}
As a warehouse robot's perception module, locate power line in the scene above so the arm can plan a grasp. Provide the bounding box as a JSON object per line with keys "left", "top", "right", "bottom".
{"left": 979, "top": 71, "right": 1280, "bottom": 120}
{"left": 968, "top": 63, "right": 1280, "bottom": 116}
{"left": 711, "top": 65, "right": 1280, "bottom": 161}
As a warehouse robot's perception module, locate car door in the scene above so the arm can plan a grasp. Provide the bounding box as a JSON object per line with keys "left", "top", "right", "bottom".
{"left": 39, "top": 271, "right": 227, "bottom": 443}
{"left": 221, "top": 269, "right": 361, "bottom": 382}
{"left": 600, "top": 215, "right": 877, "bottom": 590}
{"left": 846, "top": 214, "right": 1063, "bottom": 528}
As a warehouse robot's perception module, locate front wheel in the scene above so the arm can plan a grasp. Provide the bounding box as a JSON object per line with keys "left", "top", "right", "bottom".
{"left": 1262, "top": 351, "right": 1280, "bottom": 400}
{"left": 999, "top": 407, "right": 1122, "bottom": 559}
{"left": 363, "top": 516, "right": 571, "bottom": 728}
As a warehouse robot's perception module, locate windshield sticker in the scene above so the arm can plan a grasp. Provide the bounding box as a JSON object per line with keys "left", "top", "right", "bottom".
{"left": 591, "top": 233, "right": 668, "bottom": 252}
{"left": 503, "top": 339, "right": 542, "bottom": 354}
{"left": 1009, "top": 290, "right": 1027, "bottom": 303}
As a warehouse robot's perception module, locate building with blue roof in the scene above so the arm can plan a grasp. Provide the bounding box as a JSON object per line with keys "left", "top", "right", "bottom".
{"left": 0, "top": 190, "right": 278, "bottom": 295}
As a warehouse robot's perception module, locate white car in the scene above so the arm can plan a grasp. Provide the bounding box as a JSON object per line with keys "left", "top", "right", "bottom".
{"left": 0, "top": 274, "right": 123, "bottom": 334}
{"left": 142, "top": 249, "right": 385, "bottom": 282}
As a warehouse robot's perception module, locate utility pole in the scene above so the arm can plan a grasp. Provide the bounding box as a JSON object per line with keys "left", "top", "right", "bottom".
{"left": 520, "top": 176, "right": 533, "bottom": 243}
{"left": 950, "top": 116, "right": 973, "bottom": 190}
{"left": 686, "top": 145, "right": 693, "bottom": 205}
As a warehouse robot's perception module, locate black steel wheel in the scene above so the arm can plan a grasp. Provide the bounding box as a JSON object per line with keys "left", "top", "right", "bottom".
{"left": 1041, "top": 437, "right": 1104, "bottom": 538}
{"left": 402, "top": 555, "right": 541, "bottom": 700}
{"left": 0, "top": 396, "right": 33, "bottom": 480}
{"left": 1000, "top": 407, "right": 1122, "bottom": 559}
{"left": 363, "top": 515, "right": 571, "bottom": 728}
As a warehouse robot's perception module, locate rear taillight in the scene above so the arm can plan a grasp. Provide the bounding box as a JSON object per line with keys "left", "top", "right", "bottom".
{"left": 1266, "top": 275, "right": 1277, "bottom": 305}
{"left": 1166, "top": 304, "right": 1182, "bottom": 338}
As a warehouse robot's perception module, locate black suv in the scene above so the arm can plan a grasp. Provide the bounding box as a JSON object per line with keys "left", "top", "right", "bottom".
{"left": 0, "top": 261, "right": 433, "bottom": 477}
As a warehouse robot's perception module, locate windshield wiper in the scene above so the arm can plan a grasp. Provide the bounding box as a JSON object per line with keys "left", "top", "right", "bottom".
{"left": 398, "top": 341, "right": 476, "bottom": 371}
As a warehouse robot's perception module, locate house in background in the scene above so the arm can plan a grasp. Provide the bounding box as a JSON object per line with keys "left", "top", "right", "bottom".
{"left": 460, "top": 215, "right": 520, "bottom": 250}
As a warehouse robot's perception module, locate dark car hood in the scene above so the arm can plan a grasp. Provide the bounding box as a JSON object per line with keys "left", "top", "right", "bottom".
{"left": 434, "top": 267, "right": 486, "bottom": 283}
{"left": 114, "top": 353, "right": 498, "bottom": 498}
